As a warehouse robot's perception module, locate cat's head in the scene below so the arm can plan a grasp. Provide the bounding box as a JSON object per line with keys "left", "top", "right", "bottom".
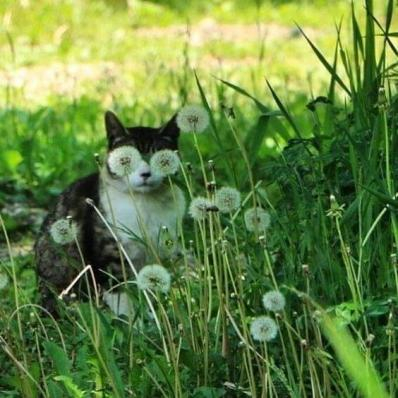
{"left": 103, "top": 111, "right": 180, "bottom": 193}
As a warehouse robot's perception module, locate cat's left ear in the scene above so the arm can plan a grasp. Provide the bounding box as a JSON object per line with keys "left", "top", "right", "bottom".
{"left": 159, "top": 114, "right": 180, "bottom": 139}
{"left": 105, "top": 111, "right": 127, "bottom": 148}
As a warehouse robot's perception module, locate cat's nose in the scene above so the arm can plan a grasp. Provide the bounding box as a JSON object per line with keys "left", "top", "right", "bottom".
{"left": 140, "top": 171, "right": 151, "bottom": 179}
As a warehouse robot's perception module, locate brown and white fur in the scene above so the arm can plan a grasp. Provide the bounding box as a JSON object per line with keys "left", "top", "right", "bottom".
{"left": 35, "top": 111, "right": 185, "bottom": 315}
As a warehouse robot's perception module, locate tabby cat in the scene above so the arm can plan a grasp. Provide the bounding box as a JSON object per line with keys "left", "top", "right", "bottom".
{"left": 35, "top": 111, "right": 185, "bottom": 314}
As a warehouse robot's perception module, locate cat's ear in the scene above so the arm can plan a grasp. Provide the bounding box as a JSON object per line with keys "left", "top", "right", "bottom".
{"left": 105, "top": 111, "right": 127, "bottom": 147}
{"left": 159, "top": 114, "right": 180, "bottom": 139}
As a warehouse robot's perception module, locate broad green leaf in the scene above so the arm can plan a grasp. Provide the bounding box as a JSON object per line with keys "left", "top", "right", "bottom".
{"left": 43, "top": 341, "right": 71, "bottom": 377}
{"left": 321, "top": 314, "right": 389, "bottom": 398}
{"left": 3, "top": 150, "right": 23, "bottom": 172}
{"left": 53, "top": 376, "right": 85, "bottom": 398}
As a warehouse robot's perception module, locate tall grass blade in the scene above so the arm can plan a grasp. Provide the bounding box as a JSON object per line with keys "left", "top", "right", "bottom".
{"left": 217, "top": 77, "right": 270, "bottom": 113}
{"left": 321, "top": 314, "right": 389, "bottom": 398}
{"left": 371, "top": 15, "right": 398, "bottom": 57}
{"left": 265, "top": 80, "right": 304, "bottom": 141}
{"left": 296, "top": 24, "right": 351, "bottom": 97}
{"left": 194, "top": 71, "right": 235, "bottom": 183}
{"left": 351, "top": 3, "right": 363, "bottom": 90}
{"left": 363, "top": 0, "right": 377, "bottom": 107}
{"left": 218, "top": 77, "right": 294, "bottom": 167}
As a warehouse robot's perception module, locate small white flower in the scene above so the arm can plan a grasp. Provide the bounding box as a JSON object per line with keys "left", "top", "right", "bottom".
{"left": 0, "top": 272, "right": 9, "bottom": 290}
{"left": 50, "top": 219, "right": 77, "bottom": 244}
{"left": 176, "top": 105, "right": 209, "bottom": 133}
{"left": 250, "top": 316, "right": 278, "bottom": 342}
{"left": 262, "top": 290, "right": 286, "bottom": 312}
{"left": 107, "top": 146, "right": 142, "bottom": 177}
{"left": 215, "top": 187, "right": 241, "bottom": 213}
{"left": 189, "top": 197, "right": 213, "bottom": 220}
{"left": 137, "top": 264, "right": 171, "bottom": 293}
{"left": 244, "top": 207, "right": 271, "bottom": 232}
{"left": 150, "top": 149, "right": 180, "bottom": 176}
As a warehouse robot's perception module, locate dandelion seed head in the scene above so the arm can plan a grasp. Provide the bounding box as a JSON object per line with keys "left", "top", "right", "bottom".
{"left": 108, "top": 146, "right": 142, "bottom": 177}
{"left": 244, "top": 207, "right": 271, "bottom": 232}
{"left": 235, "top": 253, "right": 248, "bottom": 268}
{"left": 262, "top": 290, "right": 286, "bottom": 312}
{"left": 176, "top": 105, "right": 209, "bottom": 133}
{"left": 137, "top": 264, "right": 171, "bottom": 293}
{"left": 150, "top": 149, "right": 180, "bottom": 176}
{"left": 215, "top": 187, "right": 241, "bottom": 213}
{"left": 0, "top": 272, "right": 9, "bottom": 290}
{"left": 189, "top": 197, "right": 213, "bottom": 220}
{"left": 250, "top": 316, "right": 278, "bottom": 342}
{"left": 50, "top": 219, "right": 77, "bottom": 244}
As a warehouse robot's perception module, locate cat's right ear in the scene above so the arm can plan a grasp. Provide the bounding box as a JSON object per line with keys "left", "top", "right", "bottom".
{"left": 105, "top": 111, "right": 127, "bottom": 148}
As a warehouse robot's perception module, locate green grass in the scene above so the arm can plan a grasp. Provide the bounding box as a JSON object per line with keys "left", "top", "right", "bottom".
{"left": 1, "top": 0, "right": 398, "bottom": 396}
{"left": 0, "top": 0, "right": 351, "bottom": 93}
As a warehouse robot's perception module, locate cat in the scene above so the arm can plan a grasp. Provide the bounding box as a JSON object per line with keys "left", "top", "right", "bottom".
{"left": 35, "top": 110, "right": 185, "bottom": 315}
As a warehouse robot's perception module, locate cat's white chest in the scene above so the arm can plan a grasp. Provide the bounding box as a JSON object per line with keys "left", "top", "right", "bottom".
{"left": 100, "top": 184, "right": 185, "bottom": 264}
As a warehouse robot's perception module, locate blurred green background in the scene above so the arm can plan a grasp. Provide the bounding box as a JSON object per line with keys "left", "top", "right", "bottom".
{"left": 0, "top": 0, "right": 364, "bottom": 104}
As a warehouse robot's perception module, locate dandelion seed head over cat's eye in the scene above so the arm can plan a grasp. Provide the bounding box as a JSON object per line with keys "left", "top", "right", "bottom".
{"left": 176, "top": 105, "right": 209, "bottom": 133}
{"left": 215, "top": 187, "right": 241, "bottom": 213}
{"left": 0, "top": 272, "right": 9, "bottom": 290}
{"left": 137, "top": 264, "right": 171, "bottom": 293}
{"left": 50, "top": 219, "right": 77, "bottom": 244}
{"left": 150, "top": 149, "right": 180, "bottom": 176}
{"left": 189, "top": 197, "right": 213, "bottom": 220}
{"left": 262, "top": 290, "right": 286, "bottom": 312}
{"left": 108, "top": 146, "right": 141, "bottom": 177}
{"left": 250, "top": 316, "right": 278, "bottom": 342}
{"left": 244, "top": 207, "right": 271, "bottom": 232}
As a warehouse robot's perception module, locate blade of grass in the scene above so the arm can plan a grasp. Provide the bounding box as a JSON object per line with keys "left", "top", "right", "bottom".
{"left": 371, "top": 13, "right": 398, "bottom": 57}
{"left": 194, "top": 71, "right": 235, "bottom": 184}
{"left": 363, "top": 0, "right": 377, "bottom": 106}
{"left": 265, "top": 80, "right": 306, "bottom": 144}
{"left": 351, "top": 3, "right": 363, "bottom": 90}
{"left": 360, "top": 184, "right": 398, "bottom": 208}
{"left": 321, "top": 314, "right": 389, "bottom": 398}
{"left": 295, "top": 24, "right": 351, "bottom": 97}
{"left": 216, "top": 77, "right": 270, "bottom": 113}
{"left": 217, "top": 77, "right": 292, "bottom": 160}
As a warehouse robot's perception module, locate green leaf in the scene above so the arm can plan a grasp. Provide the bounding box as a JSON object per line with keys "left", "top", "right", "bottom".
{"left": 43, "top": 341, "right": 71, "bottom": 377}
{"left": 53, "top": 376, "right": 85, "bottom": 398}
{"left": 321, "top": 314, "right": 389, "bottom": 398}
{"left": 3, "top": 150, "right": 23, "bottom": 172}
{"left": 47, "top": 380, "right": 66, "bottom": 398}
